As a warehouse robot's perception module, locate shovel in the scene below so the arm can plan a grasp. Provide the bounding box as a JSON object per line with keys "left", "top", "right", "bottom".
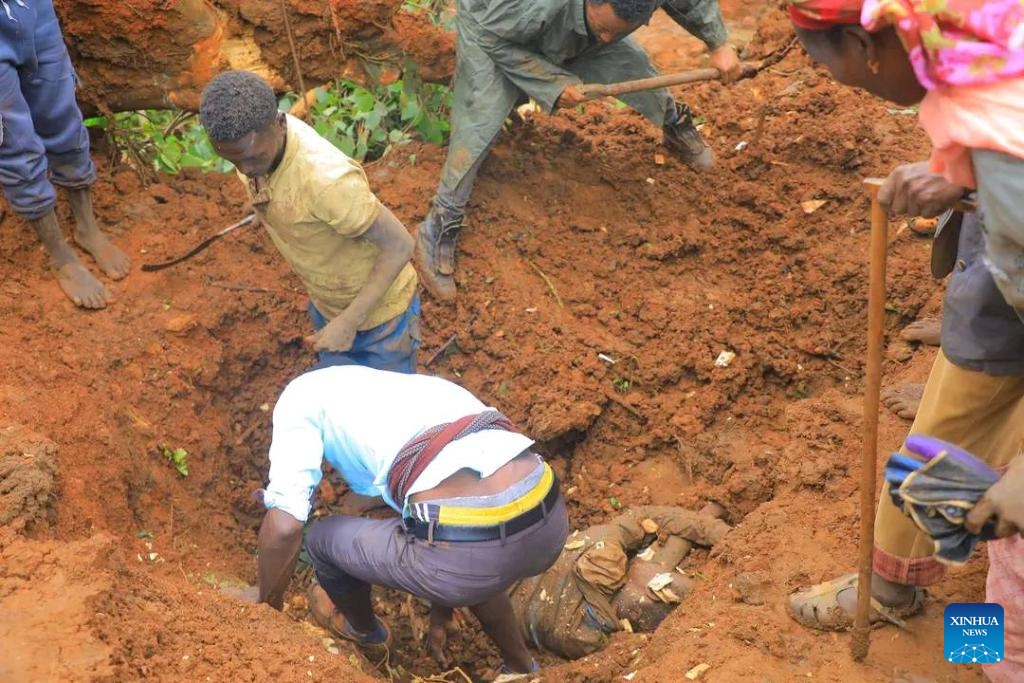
{"left": 579, "top": 38, "right": 796, "bottom": 101}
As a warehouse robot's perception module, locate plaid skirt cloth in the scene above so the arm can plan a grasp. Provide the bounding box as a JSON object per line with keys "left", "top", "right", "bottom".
{"left": 984, "top": 535, "right": 1024, "bottom": 682}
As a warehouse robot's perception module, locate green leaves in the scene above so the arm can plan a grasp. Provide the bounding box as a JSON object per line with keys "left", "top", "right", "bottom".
{"left": 105, "top": 110, "right": 234, "bottom": 175}
{"left": 98, "top": 74, "right": 452, "bottom": 176}
{"left": 305, "top": 75, "right": 452, "bottom": 162}
{"left": 160, "top": 445, "right": 189, "bottom": 477}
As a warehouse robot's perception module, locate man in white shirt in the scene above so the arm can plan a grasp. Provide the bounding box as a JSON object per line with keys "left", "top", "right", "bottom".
{"left": 247, "top": 365, "right": 568, "bottom": 677}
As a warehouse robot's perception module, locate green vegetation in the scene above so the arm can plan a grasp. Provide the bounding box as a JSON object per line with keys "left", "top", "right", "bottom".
{"left": 401, "top": 0, "right": 453, "bottom": 27}
{"left": 280, "top": 74, "right": 451, "bottom": 161}
{"left": 160, "top": 445, "right": 189, "bottom": 477}
{"left": 86, "top": 75, "right": 452, "bottom": 176}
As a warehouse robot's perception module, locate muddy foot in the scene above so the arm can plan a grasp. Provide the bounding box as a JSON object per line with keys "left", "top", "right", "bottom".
{"left": 75, "top": 231, "right": 132, "bottom": 280}
{"left": 882, "top": 384, "right": 925, "bottom": 421}
{"left": 899, "top": 318, "right": 941, "bottom": 347}
{"left": 56, "top": 261, "right": 110, "bottom": 309}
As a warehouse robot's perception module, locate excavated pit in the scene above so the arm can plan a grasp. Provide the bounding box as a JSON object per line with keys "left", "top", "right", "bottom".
{"left": 0, "top": 4, "right": 989, "bottom": 682}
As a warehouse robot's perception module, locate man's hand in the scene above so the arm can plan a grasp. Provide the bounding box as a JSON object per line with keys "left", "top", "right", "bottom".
{"left": 305, "top": 314, "right": 359, "bottom": 353}
{"left": 966, "top": 455, "right": 1024, "bottom": 538}
{"left": 555, "top": 84, "right": 586, "bottom": 109}
{"left": 709, "top": 44, "right": 742, "bottom": 83}
{"left": 221, "top": 585, "right": 260, "bottom": 603}
{"left": 878, "top": 162, "right": 966, "bottom": 218}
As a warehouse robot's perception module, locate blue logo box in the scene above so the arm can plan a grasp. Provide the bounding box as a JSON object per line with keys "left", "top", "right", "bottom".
{"left": 944, "top": 603, "right": 1004, "bottom": 664}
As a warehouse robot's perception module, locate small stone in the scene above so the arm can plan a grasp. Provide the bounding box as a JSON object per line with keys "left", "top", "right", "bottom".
{"left": 685, "top": 663, "right": 711, "bottom": 680}
{"left": 653, "top": 153, "right": 666, "bottom": 165}
{"left": 640, "top": 518, "right": 659, "bottom": 534}
{"left": 164, "top": 314, "right": 196, "bottom": 334}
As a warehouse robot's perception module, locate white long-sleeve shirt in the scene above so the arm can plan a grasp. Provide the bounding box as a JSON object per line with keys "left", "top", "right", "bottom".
{"left": 262, "top": 366, "right": 534, "bottom": 522}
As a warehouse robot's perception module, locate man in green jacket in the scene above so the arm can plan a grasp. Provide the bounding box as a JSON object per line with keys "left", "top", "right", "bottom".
{"left": 415, "top": 0, "right": 740, "bottom": 300}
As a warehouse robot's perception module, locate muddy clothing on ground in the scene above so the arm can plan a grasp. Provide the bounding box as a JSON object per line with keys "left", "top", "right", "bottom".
{"left": 0, "top": 0, "right": 95, "bottom": 220}
{"left": 264, "top": 366, "right": 568, "bottom": 607}
{"left": 432, "top": 0, "right": 729, "bottom": 215}
{"left": 507, "top": 506, "right": 730, "bottom": 659}
{"left": 874, "top": 211, "right": 1024, "bottom": 586}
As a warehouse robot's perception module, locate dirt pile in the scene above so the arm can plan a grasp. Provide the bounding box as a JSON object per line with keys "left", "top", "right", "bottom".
{"left": 0, "top": 424, "right": 58, "bottom": 536}
{"left": 0, "top": 1, "right": 988, "bottom": 682}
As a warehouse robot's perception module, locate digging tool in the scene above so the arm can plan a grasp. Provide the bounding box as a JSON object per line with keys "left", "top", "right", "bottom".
{"left": 579, "top": 38, "right": 796, "bottom": 100}
{"left": 141, "top": 214, "right": 256, "bottom": 272}
{"left": 851, "top": 178, "right": 977, "bottom": 661}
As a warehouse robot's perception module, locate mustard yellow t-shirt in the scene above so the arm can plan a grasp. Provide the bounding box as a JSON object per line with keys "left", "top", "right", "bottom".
{"left": 239, "top": 115, "right": 417, "bottom": 330}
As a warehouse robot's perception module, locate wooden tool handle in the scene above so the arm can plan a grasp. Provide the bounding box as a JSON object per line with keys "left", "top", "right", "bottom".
{"left": 581, "top": 68, "right": 722, "bottom": 100}
{"left": 863, "top": 177, "right": 977, "bottom": 213}
{"left": 580, "top": 62, "right": 761, "bottom": 101}
{"left": 851, "top": 181, "right": 889, "bottom": 662}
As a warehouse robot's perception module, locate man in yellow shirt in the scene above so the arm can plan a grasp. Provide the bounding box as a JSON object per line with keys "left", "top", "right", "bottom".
{"left": 199, "top": 71, "right": 420, "bottom": 372}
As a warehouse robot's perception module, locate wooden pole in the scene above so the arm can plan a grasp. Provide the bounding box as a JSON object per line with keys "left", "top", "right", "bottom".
{"left": 581, "top": 68, "right": 724, "bottom": 99}
{"left": 851, "top": 181, "right": 889, "bottom": 660}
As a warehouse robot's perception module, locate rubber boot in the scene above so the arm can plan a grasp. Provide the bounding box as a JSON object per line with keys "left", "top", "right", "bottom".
{"left": 663, "top": 102, "right": 714, "bottom": 172}
{"left": 414, "top": 205, "right": 462, "bottom": 301}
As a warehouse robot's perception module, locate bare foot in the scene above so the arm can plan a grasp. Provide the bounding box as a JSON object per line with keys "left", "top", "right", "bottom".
{"left": 68, "top": 186, "right": 131, "bottom": 280}
{"left": 55, "top": 261, "right": 111, "bottom": 309}
{"left": 74, "top": 229, "right": 131, "bottom": 280}
{"left": 900, "top": 318, "right": 941, "bottom": 347}
{"left": 882, "top": 384, "right": 925, "bottom": 420}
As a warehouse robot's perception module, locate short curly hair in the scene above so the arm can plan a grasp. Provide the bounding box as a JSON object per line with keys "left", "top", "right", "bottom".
{"left": 589, "top": 0, "right": 657, "bottom": 22}
{"left": 200, "top": 71, "right": 279, "bottom": 142}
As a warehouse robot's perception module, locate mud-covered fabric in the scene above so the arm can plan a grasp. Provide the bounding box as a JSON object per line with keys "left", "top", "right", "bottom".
{"left": 507, "top": 506, "right": 730, "bottom": 659}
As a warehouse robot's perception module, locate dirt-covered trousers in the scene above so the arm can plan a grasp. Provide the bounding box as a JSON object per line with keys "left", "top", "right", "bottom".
{"left": 0, "top": 0, "right": 95, "bottom": 220}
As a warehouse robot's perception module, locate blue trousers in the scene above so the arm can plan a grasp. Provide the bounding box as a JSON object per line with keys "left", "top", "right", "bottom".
{"left": 0, "top": 0, "right": 95, "bottom": 220}
{"left": 308, "top": 294, "right": 420, "bottom": 374}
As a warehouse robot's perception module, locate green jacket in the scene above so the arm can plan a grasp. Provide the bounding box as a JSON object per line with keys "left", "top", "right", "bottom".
{"left": 460, "top": 0, "right": 728, "bottom": 112}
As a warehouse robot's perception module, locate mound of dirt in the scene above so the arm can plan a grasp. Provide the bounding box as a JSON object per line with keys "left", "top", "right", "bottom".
{"left": 0, "top": 424, "right": 58, "bottom": 536}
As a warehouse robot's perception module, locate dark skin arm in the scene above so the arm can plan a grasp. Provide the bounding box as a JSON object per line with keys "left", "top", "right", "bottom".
{"left": 256, "top": 508, "right": 305, "bottom": 609}
{"left": 306, "top": 206, "right": 415, "bottom": 352}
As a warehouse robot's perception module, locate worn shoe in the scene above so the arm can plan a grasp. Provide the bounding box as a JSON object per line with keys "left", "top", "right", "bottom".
{"left": 414, "top": 205, "right": 462, "bottom": 301}
{"left": 788, "top": 573, "right": 925, "bottom": 631}
{"left": 663, "top": 103, "right": 714, "bottom": 172}
{"left": 492, "top": 659, "right": 541, "bottom": 682}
